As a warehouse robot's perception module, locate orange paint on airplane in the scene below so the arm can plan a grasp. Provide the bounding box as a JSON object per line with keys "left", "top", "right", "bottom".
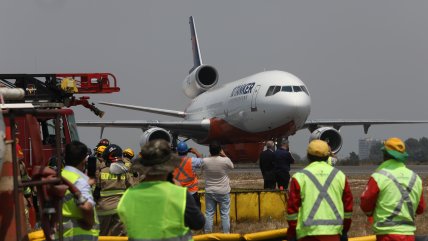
{"left": 202, "top": 118, "right": 297, "bottom": 162}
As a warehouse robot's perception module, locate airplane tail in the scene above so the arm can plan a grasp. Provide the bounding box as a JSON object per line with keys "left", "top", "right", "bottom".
{"left": 189, "top": 16, "right": 202, "bottom": 73}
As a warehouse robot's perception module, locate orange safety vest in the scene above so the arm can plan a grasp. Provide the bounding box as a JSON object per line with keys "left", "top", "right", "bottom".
{"left": 173, "top": 157, "right": 199, "bottom": 193}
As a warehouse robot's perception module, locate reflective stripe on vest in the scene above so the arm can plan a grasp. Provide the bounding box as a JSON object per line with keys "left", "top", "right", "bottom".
{"left": 173, "top": 157, "right": 198, "bottom": 193}
{"left": 61, "top": 169, "right": 99, "bottom": 240}
{"left": 62, "top": 217, "right": 100, "bottom": 231}
{"left": 128, "top": 231, "right": 192, "bottom": 241}
{"left": 375, "top": 169, "right": 417, "bottom": 227}
{"left": 100, "top": 172, "right": 126, "bottom": 180}
{"left": 300, "top": 168, "right": 343, "bottom": 226}
{"left": 174, "top": 157, "right": 193, "bottom": 182}
{"left": 100, "top": 189, "right": 125, "bottom": 197}
{"left": 117, "top": 181, "right": 191, "bottom": 241}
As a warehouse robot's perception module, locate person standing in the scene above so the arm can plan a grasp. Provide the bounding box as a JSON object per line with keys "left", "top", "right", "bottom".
{"left": 173, "top": 141, "right": 204, "bottom": 208}
{"left": 274, "top": 139, "right": 294, "bottom": 190}
{"left": 61, "top": 141, "right": 99, "bottom": 240}
{"left": 202, "top": 142, "right": 234, "bottom": 233}
{"left": 97, "top": 144, "right": 132, "bottom": 236}
{"left": 287, "top": 140, "right": 353, "bottom": 241}
{"left": 259, "top": 140, "right": 276, "bottom": 189}
{"left": 360, "top": 137, "right": 426, "bottom": 241}
{"left": 117, "top": 140, "right": 204, "bottom": 241}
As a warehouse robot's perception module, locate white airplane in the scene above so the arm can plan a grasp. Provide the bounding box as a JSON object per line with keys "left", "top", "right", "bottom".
{"left": 77, "top": 16, "right": 428, "bottom": 162}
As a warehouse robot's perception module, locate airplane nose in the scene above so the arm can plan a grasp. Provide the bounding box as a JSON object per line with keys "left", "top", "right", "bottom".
{"left": 286, "top": 93, "right": 311, "bottom": 127}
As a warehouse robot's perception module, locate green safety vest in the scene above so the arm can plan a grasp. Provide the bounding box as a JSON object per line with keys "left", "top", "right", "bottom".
{"left": 371, "top": 159, "right": 423, "bottom": 235}
{"left": 60, "top": 169, "right": 99, "bottom": 241}
{"left": 117, "top": 181, "right": 192, "bottom": 241}
{"left": 290, "top": 161, "right": 348, "bottom": 239}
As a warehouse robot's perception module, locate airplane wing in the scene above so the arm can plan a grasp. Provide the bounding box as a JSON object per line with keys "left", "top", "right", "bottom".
{"left": 76, "top": 120, "right": 210, "bottom": 140}
{"left": 98, "top": 102, "right": 186, "bottom": 118}
{"left": 303, "top": 120, "right": 428, "bottom": 134}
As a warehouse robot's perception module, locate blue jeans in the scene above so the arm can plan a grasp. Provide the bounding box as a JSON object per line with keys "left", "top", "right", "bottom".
{"left": 204, "top": 193, "right": 230, "bottom": 233}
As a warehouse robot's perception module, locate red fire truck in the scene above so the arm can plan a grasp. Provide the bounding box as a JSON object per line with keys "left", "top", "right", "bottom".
{"left": 0, "top": 73, "right": 119, "bottom": 241}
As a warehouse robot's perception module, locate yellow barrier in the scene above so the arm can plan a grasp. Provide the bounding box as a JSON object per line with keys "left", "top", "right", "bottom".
{"left": 200, "top": 190, "right": 288, "bottom": 222}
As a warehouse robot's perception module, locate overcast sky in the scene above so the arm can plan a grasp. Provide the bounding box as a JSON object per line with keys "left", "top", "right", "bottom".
{"left": 1, "top": 1, "right": 428, "bottom": 159}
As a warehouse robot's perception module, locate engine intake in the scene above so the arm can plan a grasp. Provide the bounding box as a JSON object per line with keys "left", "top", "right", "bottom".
{"left": 183, "top": 65, "right": 218, "bottom": 98}
{"left": 309, "top": 127, "right": 343, "bottom": 154}
{"left": 139, "top": 127, "right": 172, "bottom": 148}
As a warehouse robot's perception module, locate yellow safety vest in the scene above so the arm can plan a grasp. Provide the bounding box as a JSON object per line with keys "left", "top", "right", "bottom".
{"left": 60, "top": 169, "right": 99, "bottom": 241}
{"left": 290, "top": 161, "right": 347, "bottom": 239}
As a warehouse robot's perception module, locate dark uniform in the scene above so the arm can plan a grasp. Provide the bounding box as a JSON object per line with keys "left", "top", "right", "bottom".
{"left": 259, "top": 149, "right": 276, "bottom": 189}
{"left": 274, "top": 146, "right": 294, "bottom": 190}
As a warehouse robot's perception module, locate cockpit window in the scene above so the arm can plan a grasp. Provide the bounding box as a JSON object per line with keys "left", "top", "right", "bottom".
{"left": 266, "top": 86, "right": 275, "bottom": 96}
{"left": 292, "top": 86, "right": 302, "bottom": 92}
{"left": 300, "top": 85, "right": 309, "bottom": 95}
{"left": 267, "top": 85, "right": 309, "bottom": 96}
{"left": 266, "top": 85, "right": 281, "bottom": 96}
{"left": 282, "top": 86, "right": 292, "bottom": 92}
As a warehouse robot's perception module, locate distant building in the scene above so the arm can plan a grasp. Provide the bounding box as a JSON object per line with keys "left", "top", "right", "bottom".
{"left": 359, "top": 138, "right": 381, "bottom": 160}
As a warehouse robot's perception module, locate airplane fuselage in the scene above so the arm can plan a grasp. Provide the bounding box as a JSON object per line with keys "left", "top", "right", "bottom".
{"left": 185, "top": 70, "right": 311, "bottom": 143}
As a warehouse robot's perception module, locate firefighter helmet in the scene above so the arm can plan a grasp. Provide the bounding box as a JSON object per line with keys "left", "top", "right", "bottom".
{"left": 97, "top": 138, "right": 110, "bottom": 147}
{"left": 96, "top": 145, "right": 107, "bottom": 157}
{"left": 123, "top": 148, "right": 135, "bottom": 159}
{"left": 103, "top": 144, "right": 123, "bottom": 164}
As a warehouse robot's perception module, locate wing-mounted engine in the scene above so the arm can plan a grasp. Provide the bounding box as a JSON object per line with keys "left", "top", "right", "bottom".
{"left": 140, "top": 127, "right": 172, "bottom": 147}
{"left": 182, "top": 65, "right": 218, "bottom": 99}
{"left": 309, "top": 127, "right": 343, "bottom": 154}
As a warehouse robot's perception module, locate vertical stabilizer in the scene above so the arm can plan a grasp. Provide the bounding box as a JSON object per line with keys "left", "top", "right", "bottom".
{"left": 189, "top": 16, "right": 202, "bottom": 73}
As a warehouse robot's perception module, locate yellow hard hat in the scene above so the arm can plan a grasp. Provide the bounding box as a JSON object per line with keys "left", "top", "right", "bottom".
{"left": 307, "top": 140, "right": 331, "bottom": 158}
{"left": 123, "top": 148, "right": 135, "bottom": 159}
{"left": 96, "top": 145, "right": 107, "bottom": 156}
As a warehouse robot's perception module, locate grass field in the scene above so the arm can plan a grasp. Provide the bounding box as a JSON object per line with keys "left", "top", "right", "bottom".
{"left": 199, "top": 171, "right": 428, "bottom": 236}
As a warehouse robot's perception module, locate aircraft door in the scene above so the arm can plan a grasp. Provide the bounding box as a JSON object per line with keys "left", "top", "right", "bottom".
{"left": 251, "top": 85, "right": 261, "bottom": 112}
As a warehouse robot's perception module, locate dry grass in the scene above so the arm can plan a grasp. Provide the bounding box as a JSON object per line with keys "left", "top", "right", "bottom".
{"left": 198, "top": 172, "right": 428, "bottom": 236}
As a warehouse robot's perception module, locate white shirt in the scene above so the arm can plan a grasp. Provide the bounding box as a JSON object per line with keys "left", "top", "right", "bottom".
{"left": 64, "top": 165, "right": 95, "bottom": 206}
{"left": 202, "top": 156, "right": 234, "bottom": 194}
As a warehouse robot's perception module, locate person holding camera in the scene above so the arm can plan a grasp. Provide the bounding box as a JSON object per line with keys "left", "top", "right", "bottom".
{"left": 172, "top": 141, "right": 204, "bottom": 208}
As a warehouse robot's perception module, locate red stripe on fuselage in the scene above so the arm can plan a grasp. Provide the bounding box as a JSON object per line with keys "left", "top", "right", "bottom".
{"left": 202, "top": 118, "right": 297, "bottom": 144}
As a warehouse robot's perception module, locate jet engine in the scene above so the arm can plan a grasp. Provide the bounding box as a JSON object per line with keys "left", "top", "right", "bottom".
{"left": 182, "top": 65, "right": 218, "bottom": 98}
{"left": 309, "top": 127, "right": 343, "bottom": 154}
{"left": 139, "top": 127, "right": 172, "bottom": 147}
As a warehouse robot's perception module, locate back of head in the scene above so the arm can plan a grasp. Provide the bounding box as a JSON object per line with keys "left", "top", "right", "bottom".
{"left": 307, "top": 140, "right": 330, "bottom": 162}
{"left": 176, "top": 141, "right": 189, "bottom": 155}
{"left": 209, "top": 142, "right": 222, "bottom": 156}
{"left": 65, "top": 141, "right": 88, "bottom": 167}
{"left": 137, "top": 139, "right": 181, "bottom": 178}
{"left": 281, "top": 139, "right": 289, "bottom": 148}
{"left": 266, "top": 141, "right": 274, "bottom": 149}
{"left": 381, "top": 137, "right": 408, "bottom": 162}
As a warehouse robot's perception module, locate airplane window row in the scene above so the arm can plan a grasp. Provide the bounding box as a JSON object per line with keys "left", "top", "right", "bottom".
{"left": 265, "top": 85, "right": 309, "bottom": 96}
